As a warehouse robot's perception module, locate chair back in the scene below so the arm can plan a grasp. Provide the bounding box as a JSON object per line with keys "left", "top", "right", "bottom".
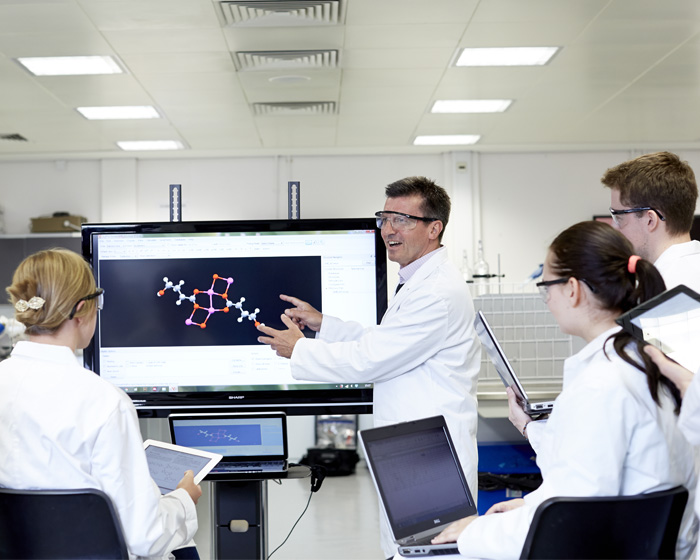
{"left": 0, "top": 487, "right": 128, "bottom": 559}
{"left": 520, "top": 485, "right": 688, "bottom": 559}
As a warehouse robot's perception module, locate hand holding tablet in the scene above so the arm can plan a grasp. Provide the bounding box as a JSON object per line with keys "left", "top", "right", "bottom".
{"left": 143, "top": 439, "right": 222, "bottom": 495}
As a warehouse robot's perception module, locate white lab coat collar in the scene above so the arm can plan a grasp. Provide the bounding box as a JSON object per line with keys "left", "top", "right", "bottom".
{"left": 397, "top": 246, "right": 444, "bottom": 285}
{"left": 385, "top": 247, "right": 447, "bottom": 316}
{"left": 11, "top": 340, "right": 79, "bottom": 366}
{"left": 654, "top": 239, "right": 700, "bottom": 269}
{"left": 562, "top": 326, "right": 621, "bottom": 386}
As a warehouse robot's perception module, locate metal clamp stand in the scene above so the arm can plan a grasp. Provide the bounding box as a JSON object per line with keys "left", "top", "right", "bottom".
{"left": 169, "top": 184, "right": 182, "bottom": 222}
{"left": 288, "top": 182, "right": 300, "bottom": 220}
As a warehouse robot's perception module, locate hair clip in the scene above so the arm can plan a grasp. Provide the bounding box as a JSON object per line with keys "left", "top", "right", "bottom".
{"left": 15, "top": 296, "right": 45, "bottom": 312}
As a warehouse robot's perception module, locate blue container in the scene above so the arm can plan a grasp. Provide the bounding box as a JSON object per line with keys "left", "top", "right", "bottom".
{"left": 477, "top": 442, "right": 540, "bottom": 515}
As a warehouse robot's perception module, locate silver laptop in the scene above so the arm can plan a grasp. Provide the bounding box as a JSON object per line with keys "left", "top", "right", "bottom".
{"left": 359, "top": 415, "right": 477, "bottom": 557}
{"left": 168, "top": 412, "right": 288, "bottom": 480}
{"left": 475, "top": 310, "right": 555, "bottom": 416}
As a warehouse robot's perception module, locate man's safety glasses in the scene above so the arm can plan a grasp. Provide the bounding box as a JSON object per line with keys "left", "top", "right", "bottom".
{"left": 609, "top": 206, "right": 665, "bottom": 227}
{"left": 375, "top": 211, "right": 438, "bottom": 232}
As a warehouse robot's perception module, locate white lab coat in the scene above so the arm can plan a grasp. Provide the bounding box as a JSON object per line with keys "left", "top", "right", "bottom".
{"left": 456, "top": 328, "right": 698, "bottom": 560}
{"left": 526, "top": 241, "right": 700, "bottom": 453}
{"left": 0, "top": 341, "right": 197, "bottom": 560}
{"left": 291, "top": 248, "right": 481, "bottom": 557}
{"left": 679, "top": 368, "right": 700, "bottom": 524}
{"left": 654, "top": 240, "right": 700, "bottom": 293}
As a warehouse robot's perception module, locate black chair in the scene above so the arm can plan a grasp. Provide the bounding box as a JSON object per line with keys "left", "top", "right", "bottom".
{"left": 520, "top": 485, "right": 688, "bottom": 559}
{"left": 0, "top": 487, "right": 128, "bottom": 559}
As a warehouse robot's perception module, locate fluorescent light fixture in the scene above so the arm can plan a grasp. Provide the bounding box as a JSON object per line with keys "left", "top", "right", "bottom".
{"left": 16, "top": 55, "right": 123, "bottom": 76}
{"left": 117, "top": 140, "right": 185, "bottom": 151}
{"left": 77, "top": 106, "right": 160, "bottom": 120}
{"left": 456, "top": 47, "right": 559, "bottom": 67}
{"left": 413, "top": 135, "right": 481, "bottom": 146}
{"left": 431, "top": 100, "right": 512, "bottom": 113}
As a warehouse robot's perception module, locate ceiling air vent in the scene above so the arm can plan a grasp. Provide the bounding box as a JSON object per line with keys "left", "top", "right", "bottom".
{"left": 235, "top": 50, "right": 338, "bottom": 71}
{"left": 252, "top": 102, "right": 336, "bottom": 116}
{"left": 217, "top": 1, "right": 343, "bottom": 26}
{"left": 0, "top": 133, "right": 28, "bottom": 142}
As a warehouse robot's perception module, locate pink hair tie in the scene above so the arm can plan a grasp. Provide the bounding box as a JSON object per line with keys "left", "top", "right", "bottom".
{"left": 628, "top": 255, "right": 641, "bottom": 274}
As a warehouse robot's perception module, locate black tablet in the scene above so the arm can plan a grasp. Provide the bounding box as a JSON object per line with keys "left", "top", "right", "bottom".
{"left": 616, "top": 284, "right": 700, "bottom": 372}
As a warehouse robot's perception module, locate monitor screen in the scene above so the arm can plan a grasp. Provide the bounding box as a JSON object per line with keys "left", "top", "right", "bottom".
{"left": 82, "top": 218, "right": 387, "bottom": 416}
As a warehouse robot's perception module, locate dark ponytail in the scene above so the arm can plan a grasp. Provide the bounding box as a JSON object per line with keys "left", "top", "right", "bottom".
{"left": 548, "top": 221, "right": 680, "bottom": 412}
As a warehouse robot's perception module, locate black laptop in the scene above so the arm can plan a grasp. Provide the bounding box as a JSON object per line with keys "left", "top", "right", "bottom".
{"left": 360, "top": 415, "right": 477, "bottom": 557}
{"left": 169, "top": 412, "right": 288, "bottom": 480}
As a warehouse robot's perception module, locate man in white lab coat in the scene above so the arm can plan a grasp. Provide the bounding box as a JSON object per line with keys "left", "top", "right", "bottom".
{"left": 602, "top": 151, "right": 700, "bottom": 292}
{"left": 257, "top": 176, "right": 481, "bottom": 559}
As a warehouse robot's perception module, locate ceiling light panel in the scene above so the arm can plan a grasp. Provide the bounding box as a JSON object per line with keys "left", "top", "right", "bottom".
{"left": 431, "top": 100, "right": 512, "bottom": 113}
{"left": 117, "top": 140, "right": 184, "bottom": 151}
{"left": 455, "top": 47, "right": 559, "bottom": 67}
{"left": 16, "top": 56, "right": 123, "bottom": 76}
{"left": 77, "top": 106, "right": 160, "bottom": 120}
{"left": 413, "top": 135, "right": 481, "bottom": 146}
{"left": 235, "top": 50, "right": 338, "bottom": 71}
{"left": 217, "top": 1, "right": 343, "bottom": 26}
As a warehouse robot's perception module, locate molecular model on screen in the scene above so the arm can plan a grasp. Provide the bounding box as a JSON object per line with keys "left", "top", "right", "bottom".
{"left": 198, "top": 429, "right": 240, "bottom": 444}
{"left": 157, "top": 274, "right": 263, "bottom": 329}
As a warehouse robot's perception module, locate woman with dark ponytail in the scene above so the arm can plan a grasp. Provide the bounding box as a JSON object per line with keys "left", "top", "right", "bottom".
{"left": 433, "top": 221, "right": 697, "bottom": 559}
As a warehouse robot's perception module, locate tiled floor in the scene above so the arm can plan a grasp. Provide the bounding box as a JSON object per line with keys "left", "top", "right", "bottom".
{"left": 267, "top": 463, "right": 383, "bottom": 560}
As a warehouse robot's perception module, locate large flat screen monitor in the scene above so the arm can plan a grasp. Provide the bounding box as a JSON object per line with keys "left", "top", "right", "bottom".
{"left": 82, "top": 218, "right": 387, "bottom": 416}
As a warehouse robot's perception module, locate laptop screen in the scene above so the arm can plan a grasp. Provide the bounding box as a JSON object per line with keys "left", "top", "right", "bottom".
{"left": 474, "top": 311, "right": 529, "bottom": 402}
{"left": 361, "top": 416, "right": 476, "bottom": 542}
{"left": 169, "top": 413, "right": 287, "bottom": 460}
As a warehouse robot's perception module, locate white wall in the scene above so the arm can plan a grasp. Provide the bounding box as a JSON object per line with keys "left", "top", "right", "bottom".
{"left": 479, "top": 151, "right": 625, "bottom": 284}
{"left": 0, "top": 160, "right": 101, "bottom": 233}
{"left": 3, "top": 149, "right": 700, "bottom": 283}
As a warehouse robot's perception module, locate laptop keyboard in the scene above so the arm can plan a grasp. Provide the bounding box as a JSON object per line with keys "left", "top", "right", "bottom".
{"left": 215, "top": 461, "right": 285, "bottom": 472}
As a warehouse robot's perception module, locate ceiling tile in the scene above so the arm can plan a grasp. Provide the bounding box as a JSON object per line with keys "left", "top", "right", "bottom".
{"left": 343, "top": 48, "right": 454, "bottom": 69}
{"left": 346, "top": 0, "right": 478, "bottom": 25}
{"left": 345, "top": 24, "right": 466, "bottom": 49}
{"left": 80, "top": 0, "right": 219, "bottom": 31}
{"left": 102, "top": 28, "right": 228, "bottom": 55}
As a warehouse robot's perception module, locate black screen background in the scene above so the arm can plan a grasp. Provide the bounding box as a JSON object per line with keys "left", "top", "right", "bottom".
{"left": 97, "top": 256, "right": 322, "bottom": 348}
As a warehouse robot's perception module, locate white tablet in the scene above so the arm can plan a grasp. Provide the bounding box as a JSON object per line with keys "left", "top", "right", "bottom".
{"left": 143, "top": 439, "right": 222, "bottom": 494}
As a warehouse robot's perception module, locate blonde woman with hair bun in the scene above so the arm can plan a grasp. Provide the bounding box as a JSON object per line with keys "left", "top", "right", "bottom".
{"left": 0, "top": 249, "right": 202, "bottom": 559}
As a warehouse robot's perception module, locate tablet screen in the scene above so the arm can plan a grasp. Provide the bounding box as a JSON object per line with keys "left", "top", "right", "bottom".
{"left": 626, "top": 291, "right": 700, "bottom": 373}
{"left": 143, "top": 442, "right": 219, "bottom": 494}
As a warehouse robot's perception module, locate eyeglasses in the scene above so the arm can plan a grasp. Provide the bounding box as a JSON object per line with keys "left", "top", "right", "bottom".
{"left": 535, "top": 278, "right": 568, "bottom": 302}
{"left": 609, "top": 206, "right": 665, "bottom": 227}
{"left": 375, "top": 211, "right": 438, "bottom": 231}
{"left": 68, "top": 288, "right": 104, "bottom": 320}
{"left": 535, "top": 277, "right": 598, "bottom": 302}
